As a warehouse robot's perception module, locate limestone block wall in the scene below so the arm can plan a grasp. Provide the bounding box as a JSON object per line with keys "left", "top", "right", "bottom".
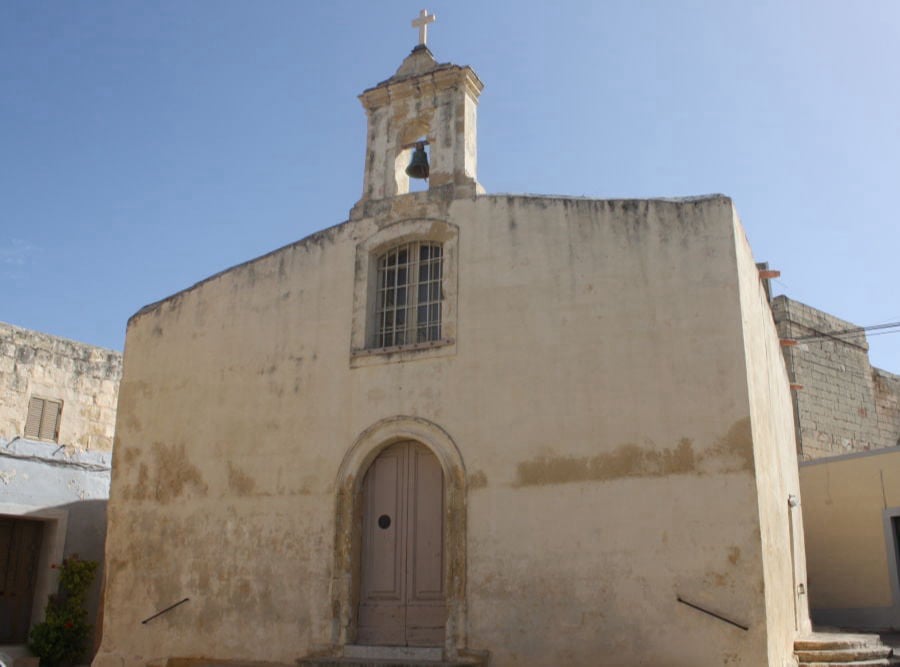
{"left": 875, "top": 369, "right": 900, "bottom": 448}
{"left": 0, "top": 321, "right": 122, "bottom": 451}
{"left": 772, "top": 297, "right": 900, "bottom": 460}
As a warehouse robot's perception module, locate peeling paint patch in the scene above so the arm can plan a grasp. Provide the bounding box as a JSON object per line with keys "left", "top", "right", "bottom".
{"left": 705, "top": 571, "right": 730, "bottom": 588}
{"left": 514, "top": 437, "right": 696, "bottom": 487}
{"left": 123, "top": 441, "right": 208, "bottom": 502}
{"left": 468, "top": 470, "right": 488, "bottom": 490}
{"left": 706, "top": 418, "right": 754, "bottom": 473}
{"left": 227, "top": 462, "right": 256, "bottom": 496}
{"left": 513, "top": 418, "right": 753, "bottom": 487}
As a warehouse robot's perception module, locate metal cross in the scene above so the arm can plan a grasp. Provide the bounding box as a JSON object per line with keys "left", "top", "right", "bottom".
{"left": 411, "top": 9, "right": 436, "bottom": 46}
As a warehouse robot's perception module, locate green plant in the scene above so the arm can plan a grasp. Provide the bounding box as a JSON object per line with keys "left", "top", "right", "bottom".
{"left": 28, "top": 555, "right": 99, "bottom": 667}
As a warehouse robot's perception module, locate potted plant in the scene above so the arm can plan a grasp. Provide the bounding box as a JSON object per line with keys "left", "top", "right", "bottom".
{"left": 28, "top": 555, "right": 98, "bottom": 667}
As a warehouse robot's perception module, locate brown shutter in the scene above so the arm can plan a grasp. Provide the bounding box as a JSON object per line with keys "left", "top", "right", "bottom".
{"left": 39, "top": 400, "right": 61, "bottom": 441}
{"left": 24, "top": 398, "right": 43, "bottom": 439}
{"left": 23, "top": 397, "right": 62, "bottom": 441}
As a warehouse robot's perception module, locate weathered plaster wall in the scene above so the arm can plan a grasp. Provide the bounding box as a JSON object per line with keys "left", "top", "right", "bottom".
{"left": 772, "top": 297, "right": 900, "bottom": 460}
{"left": 96, "top": 194, "right": 791, "bottom": 667}
{"left": 0, "top": 321, "right": 122, "bottom": 451}
{"left": 733, "top": 211, "right": 811, "bottom": 666}
{"left": 800, "top": 448, "right": 900, "bottom": 629}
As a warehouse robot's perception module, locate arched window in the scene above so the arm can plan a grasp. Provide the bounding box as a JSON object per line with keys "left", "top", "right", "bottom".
{"left": 373, "top": 241, "right": 443, "bottom": 348}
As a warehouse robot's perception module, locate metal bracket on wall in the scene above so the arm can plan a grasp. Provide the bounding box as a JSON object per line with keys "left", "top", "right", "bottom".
{"left": 141, "top": 597, "right": 190, "bottom": 624}
{"left": 676, "top": 595, "right": 749, "bottom": 631}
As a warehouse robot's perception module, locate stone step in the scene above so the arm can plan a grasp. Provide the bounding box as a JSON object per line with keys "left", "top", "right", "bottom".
{"left": 796, "top": 634, "right": 887, "bottom": 651}
{"left": 298, "top": 660, "right": 483, "bottom": 667}
{"left": 796, "top": 647, "right": 893, "bottom": 662}
{"left": 165, "top": 661, "right": 294, "bottom": 667}
{"left": 297, "top": 644, "right": 487, "bottom": 667}
{"left": 795, "top": 632, "right": 894, "bottom": 667}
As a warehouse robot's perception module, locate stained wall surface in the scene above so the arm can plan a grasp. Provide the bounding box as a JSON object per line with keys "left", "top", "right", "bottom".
{"left": 95, "top": 193, "right": 804, "bottom": 667}
{"left": 800, "top": 448, "right": 900, "bottom": 629}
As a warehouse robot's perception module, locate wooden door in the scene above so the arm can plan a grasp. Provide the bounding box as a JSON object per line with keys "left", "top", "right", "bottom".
{"left": 357, "top": 441, "right": 446, "bottom": 646}
{"left": 0, "top": 518, "right": 44, "bottom": 643}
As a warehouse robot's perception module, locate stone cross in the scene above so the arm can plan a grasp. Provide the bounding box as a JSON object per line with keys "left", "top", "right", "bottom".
{"left": 412, "top": 9, "right": 436, "bottom": 46}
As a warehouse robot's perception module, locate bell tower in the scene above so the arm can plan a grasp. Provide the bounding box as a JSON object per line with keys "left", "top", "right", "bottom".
{"left": 352, "top": 10, "right": 484, "bottom": 217}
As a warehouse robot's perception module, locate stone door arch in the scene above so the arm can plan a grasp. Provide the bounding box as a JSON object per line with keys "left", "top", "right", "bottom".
{"left": 331, "top": 416, "right": 467, "bottom": 658}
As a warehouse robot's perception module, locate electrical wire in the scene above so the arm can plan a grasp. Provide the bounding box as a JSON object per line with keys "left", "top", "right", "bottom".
{"left": 794, "top": 321, "right": 900, "bottom": 343}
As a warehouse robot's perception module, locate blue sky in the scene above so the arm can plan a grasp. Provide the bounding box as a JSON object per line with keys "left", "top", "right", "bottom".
{"left": 2, "top": 1, "right": 899, "bottom": 370}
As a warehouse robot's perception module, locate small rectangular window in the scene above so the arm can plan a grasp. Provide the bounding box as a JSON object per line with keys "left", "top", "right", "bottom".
{"left": 24, "top": 396, "right": 62, "bottom": 442}
{"left": 373, "top": 242, "right": 443, "bottom": 348}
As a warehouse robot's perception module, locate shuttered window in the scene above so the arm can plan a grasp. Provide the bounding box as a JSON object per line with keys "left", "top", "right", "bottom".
{"left": 24, "top": 397, "right": 62, "bottom": 441}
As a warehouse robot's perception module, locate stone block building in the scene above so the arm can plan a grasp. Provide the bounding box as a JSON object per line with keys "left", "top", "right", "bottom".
{"left": 772, "top": 296, "right": 900, "bottom": 460}
{"left": 769, "top": 298, "right": 900, "bottom": 631}
{"left": 0, "top": 321, "right": 122, "bottom": 652}
{"left": 93, "top": 37, "right": 813, "bottom": 667}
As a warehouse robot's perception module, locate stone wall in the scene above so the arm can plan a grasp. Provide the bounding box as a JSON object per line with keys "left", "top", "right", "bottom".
{"left": 772, "top": 297, "right": 900, "bottom": 460}
{"left": 875, "top": 368, "right": 900, "bottom": 449}
{"left": 0, "top": 321, "right": 122, "bottom": 451}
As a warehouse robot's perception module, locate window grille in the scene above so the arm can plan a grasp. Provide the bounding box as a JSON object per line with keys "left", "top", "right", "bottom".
{"left": 24, "top": 396, "right": 62, "bottom": 441}
{"left": 374, "top": 242, "right": 443, "bottom": 348}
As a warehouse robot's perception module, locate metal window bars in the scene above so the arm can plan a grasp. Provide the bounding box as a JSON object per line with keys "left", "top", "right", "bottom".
{"left": 374, "top": 242, "right": 443, "bottom": 348}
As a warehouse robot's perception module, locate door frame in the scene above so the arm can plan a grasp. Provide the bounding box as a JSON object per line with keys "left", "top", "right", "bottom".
{"left": 0, "top": 504, "right": 68, "bottom": 639}
{"left": 331, "top": 416, "right": 467, "bottom": 659}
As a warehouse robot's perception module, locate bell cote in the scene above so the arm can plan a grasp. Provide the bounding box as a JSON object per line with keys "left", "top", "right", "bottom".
{"left": 354, "top": 42, "right": 484, "bottom": 213}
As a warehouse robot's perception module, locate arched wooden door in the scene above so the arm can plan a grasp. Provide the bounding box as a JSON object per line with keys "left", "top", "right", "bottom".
{"left": 357, "top": 441, "right": 446, "bottom": 646}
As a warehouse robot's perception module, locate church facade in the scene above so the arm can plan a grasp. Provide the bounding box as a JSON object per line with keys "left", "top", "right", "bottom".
{"left": 94, "top": 37, "right": 810, "bottom": 667}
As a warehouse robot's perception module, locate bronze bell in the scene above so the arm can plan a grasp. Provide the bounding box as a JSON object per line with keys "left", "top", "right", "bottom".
{"left": 405, "top": 141, "right": 430, "bottom": 179}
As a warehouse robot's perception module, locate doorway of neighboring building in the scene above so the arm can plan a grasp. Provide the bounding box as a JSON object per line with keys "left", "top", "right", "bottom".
{"left": 357, "top": 441, "right": 446, "bottom": 646}
{"left": 0, "top": 517, "right": 44, "bottom": 643}
{"left": 891, "top": 515, "right": 900, "bottom": 589}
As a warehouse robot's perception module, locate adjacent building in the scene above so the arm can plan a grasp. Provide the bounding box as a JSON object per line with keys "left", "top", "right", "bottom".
{"left": 773, "top": 296, "right": 900, "bottom": 461}
{"left": 0, "top": 321, "right": 121, "bottom": 651}
{"left": 769, "top": 297, "right": 900, "bottom": 631}
{"left": 800, "top": 447, "right": 900, "bottom": 630}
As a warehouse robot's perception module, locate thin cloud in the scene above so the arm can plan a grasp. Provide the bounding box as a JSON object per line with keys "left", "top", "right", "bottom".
{"left": 0, "top": 238, "right": 36, "bottom": 282}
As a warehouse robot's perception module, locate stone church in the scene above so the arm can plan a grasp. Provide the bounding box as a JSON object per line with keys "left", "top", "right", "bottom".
{"left": 94, "top": 19, "right": 815, "bottom": 667}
